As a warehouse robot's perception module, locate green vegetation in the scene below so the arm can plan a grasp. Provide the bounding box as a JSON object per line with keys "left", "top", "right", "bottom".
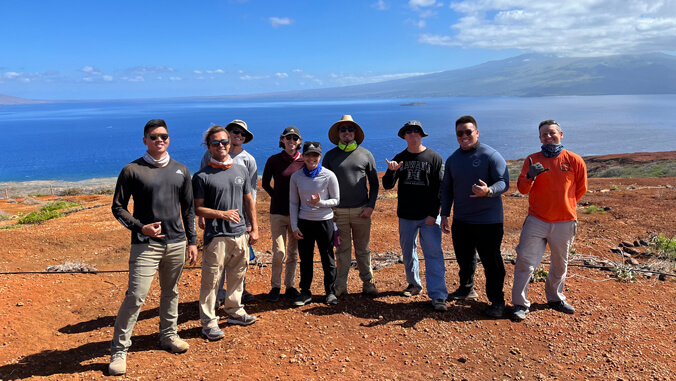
{"left": 0, "top": 224, "right": 21, "bottom": 230}
{"left": 27, "top": 193, "right": 50, "bottom": 197}
{"left": 610, "top": 184, "right": 618, "bottom": 190}
{"left": 17, "top": 201, "right": 81, "bottom": 224}
{"left": 583, "top": 205, "right": 606, "bottom": 214}
{"left": 0, "top": 210, "right": 12, "bottom": 221}
{"left": 530, "top": 265, "right": 548, "bottom": 283}
{"left": 612, "top": 266, "right": 636, "bottom": 282}
{"left": 58, "top": 187, "right": 85, "bottom": 196}
{"left": 651, "top": 234, "right": 676, "bottom": 261}
{"left": 593, "top": 162, "right": 676, "bottom": 178}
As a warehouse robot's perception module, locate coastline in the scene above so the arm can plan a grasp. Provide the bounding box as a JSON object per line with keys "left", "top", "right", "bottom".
{"left": 0, "top": 177, "right": 117, "bottom": 198}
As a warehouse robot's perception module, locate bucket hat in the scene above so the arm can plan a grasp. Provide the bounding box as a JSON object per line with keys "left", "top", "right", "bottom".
{"left": 397, "top": 120, "right": 429, "bottom": 139}
{"left": 225, "top": 119, "right": 254, "bottom": 144}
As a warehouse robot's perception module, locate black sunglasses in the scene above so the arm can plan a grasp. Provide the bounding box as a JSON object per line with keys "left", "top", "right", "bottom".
{"left": 456, "top": 129, "right": 475, "bottom": 137}
{"left": 284, "top": 135, "right": 300, "bottom": 141}
{"left": 148, "top": 133, "right": 169, "bottom": 141}
{"left": 405, "top": 128, "right": 421, "bottom": 134}
{"left": 339, "top": 126, "right": 355, "bottom": 133}
{"left": 209, "top": 139, "right": 230, "bottom": 147}
{"left": 230, "top": 129, "right": 244, "bottom": 136}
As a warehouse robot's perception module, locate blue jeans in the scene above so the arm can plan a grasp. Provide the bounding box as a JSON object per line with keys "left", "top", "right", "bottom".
{"left": 398, "top": 217, "right": 448, "bottom": 300}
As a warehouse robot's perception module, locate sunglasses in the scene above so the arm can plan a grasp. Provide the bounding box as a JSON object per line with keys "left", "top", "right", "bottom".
{"left": 284, "top": 135, "right": 300, "bottom": 141}
{"left": 339, "top": 126, "right": 355, "bottom": 133}
{"left": 404, "top": 128, "right": 421, "bottom": 134}
{"left": 456, "top": 129, "right": 475, "bottom": 137}
{"left": 230, "top": 129, "right": 244, "bottom": 136}
{"left": 148, "top": 133, "right": 169, "bottom": 141}
{"left": 209, "top": 139, "right": 230, "bottom": 147}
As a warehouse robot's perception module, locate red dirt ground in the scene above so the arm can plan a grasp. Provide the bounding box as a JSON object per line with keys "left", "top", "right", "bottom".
{"left": 1, "top": 153, "right": 675, "bottom": 380}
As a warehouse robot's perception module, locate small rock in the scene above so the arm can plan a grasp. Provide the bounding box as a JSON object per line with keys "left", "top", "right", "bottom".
{"left": 639, "top": 239, "right": 650, "bottom": 246}
{"left": 626, "top": 257, "right": 639, "bottom": 265}
{"left": 658, "top": 274, "right": 667, "bottom": 281}
{"left": 457, "top": 356, "right": 467, "bottom": 363}
{"left": 620, "top": 241, "right": 634, "bottom": 248}
{"left": 16, "top": 302, "right": 24, "bottom": 307}
{"left": 624, "top": 247, "right": 639, "bottom": 255}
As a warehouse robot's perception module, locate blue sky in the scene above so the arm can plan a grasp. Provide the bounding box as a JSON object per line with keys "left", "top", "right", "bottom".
{"left": 2, "top": 0, "right": 675, "bottom": 100}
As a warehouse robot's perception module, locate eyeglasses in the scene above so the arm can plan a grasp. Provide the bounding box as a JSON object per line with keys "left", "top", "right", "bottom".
{"left": 456, "top": 129, "right": 475, "bottom": 137}
{"left": 284, "top": 135, "right": 299, "bottom": 141}
{"left": 148, "top": 133, "right": 169, "bottom": 141}
{"left": 209, "top": 139, "right": 230, "bottom": 147}
{"left": 230, "top": 129, "right": 244, "bottom": 136}
{"left": 339, "top": 126, "right": 355, "bottom": 133}
{"left": 405, "top": 128, "right": 421, "bottom": 134}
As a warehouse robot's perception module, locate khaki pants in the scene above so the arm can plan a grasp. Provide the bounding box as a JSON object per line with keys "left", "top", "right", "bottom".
{"left": 269, "top": 214, "right": 299, "bottom": 289}
{"left": 111, "top": 241, "right": 186, "bottom": 354}
{"left": 334, "top": 206, "right": 374, "bottom": 291}
{"left": 199, "top": 234, "right": 249, "bottom": 328}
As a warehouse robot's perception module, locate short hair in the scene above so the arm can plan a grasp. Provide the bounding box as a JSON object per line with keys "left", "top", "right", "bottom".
{"left": 538, "top": 120, "right": 562, "bottom": 133}
{"left": 455, "top": 115, "right": 477, "bottom": 129}
{"left": 144, "top": 119, "right": 167, "bottom": 135}
{"left": 203, "top": 125, "right": 229, "bottom": 147}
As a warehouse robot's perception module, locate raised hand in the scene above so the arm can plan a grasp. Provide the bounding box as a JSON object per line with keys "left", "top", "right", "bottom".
{"left": 385, "top": 158, "right": 403, "bottom": 171}
{"left": 527, "top": 157, "right": 549, "bottom": 179}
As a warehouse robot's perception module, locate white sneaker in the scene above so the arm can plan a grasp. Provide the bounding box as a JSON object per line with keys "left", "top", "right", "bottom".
{"left": 109, "top": 352, "right": 127, "bottom": 376}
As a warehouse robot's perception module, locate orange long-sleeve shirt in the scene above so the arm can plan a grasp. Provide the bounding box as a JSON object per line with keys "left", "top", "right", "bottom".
{"left": 517, "top": 149, "right": 587, "bottom": 223}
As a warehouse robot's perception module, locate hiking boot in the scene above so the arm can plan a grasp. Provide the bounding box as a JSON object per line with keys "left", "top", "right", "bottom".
{"left": 362, "top": 281, "right": 379, "bottom": 296}
{"left": 511, "top": 305, "right": 529, "bottom": 322}
{"left": 285, "top": 287, "right": 301, "bottom": 298}
{"left": 485, "top": 301, "right": 506, "bottom": 318}
{"left": 548, "top": 300, "right": 575, "bottom": 314}
{"left": 109, "top": 352, "right": 127, "bottom": 376}
{"left": 334, "top": 285, "right": 347, "bottom": 297}
{"left": 433, "top": 298, "right": 448, "bottom": 311}
{"left": 448, "top": 288, "right": 479, "bottom": 300}
{"left": 227, "top": 313, "right": 258, "bottom": 326}
{"left": 202, "top": 326, "right": 225, "bottom": 341}
{"left": 294, "top": 292, "right": 312, "bottom": 307}
{"left": 266, "top": 287, "right": 281, "bottom": 302}
{"left": 401, "top": 284, "right": 422, "bottom": 297}
{"left": 241, "top": 290, "right": 255, "bottom": 303}
{"left": 160, "top": 336, "right": 189, "bottom": 353}
{"left": 326, "top": 294, "right": 338, "bottom": 305}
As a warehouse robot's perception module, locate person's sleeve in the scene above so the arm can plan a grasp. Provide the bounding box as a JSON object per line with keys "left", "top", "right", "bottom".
{"left": 489, "top": 151, "right": 510, "bottom": 196}
{"left": 248, "top": 157, "right": 258, "bottom": 203}
{"left": 574, "top": 156, "right": 588, "bottom": 202}
{"left": 366, "top": 151, "right": 379, "bottom": 209}
{"left": 289, "top": 174, "right": 300, "bottom": 231}
{"left": 261, "top": 156, "right": 275, "bottom": 197}
{"left": 440, "top": 159, "right": 453, "bottom": 217}
{"left": 427, "top": 155, "right": 442, "bottom": 218}
{"left": 382, "top": 153, "right": 401, "bottom": 190}
{"left": 318, "top": 171, "right": 340, "bottom": 208}
{"left": 111, "top": 166, "right": 144, "bottom": 233}
{"left": 200, "top": 150, "right": 211, "bottom": 170}
{"left": 517, "top": 156, "right": 534, "bottom": 195}
{"left": 180, "top": 168, "right": 197, "bottom": 246}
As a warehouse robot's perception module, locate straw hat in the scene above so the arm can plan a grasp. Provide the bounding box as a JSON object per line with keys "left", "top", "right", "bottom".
{"left": 328, "top": 115, "right": 365, "bottom": 145}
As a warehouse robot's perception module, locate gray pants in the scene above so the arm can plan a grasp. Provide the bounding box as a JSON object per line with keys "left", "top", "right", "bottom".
{"left": 334, "top": 206, "right": 374, "bottom": 291}
{"left": 512, "top": 215, "right": 577, "bottom": 308}
{"left": 111, "top": 241, "right": 186, "bottom": 354}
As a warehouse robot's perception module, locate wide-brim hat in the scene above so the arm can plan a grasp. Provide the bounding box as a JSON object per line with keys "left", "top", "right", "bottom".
{"left": 328, "top": 115, "right": 365, "bottom": 145}
{"left": 225, "top": 119, "right": 254, "bottom": 144}
{"left": 397, "top": 120, "right": 429, "bottom": 139}
{"left": 303, "top": 141, "right": 322, "bottom": 155}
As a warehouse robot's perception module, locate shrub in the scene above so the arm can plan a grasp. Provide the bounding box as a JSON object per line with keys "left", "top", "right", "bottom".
{"left": 58, "top": 187, "right": 85, "bottom": 196}
{"left": 612, "top": 266, "right": 636, "bottom": 282}
{"left": 17, "top": 201, "right": 81, "bottom": 224}
{"left": 530, "top": 265, "right": 548, "bottom": 283}
{"left": 583, "top": 205, "right": 606, "bottom": 214}
{"left": 651, "top": 234, "right": 676, "bottom": 261}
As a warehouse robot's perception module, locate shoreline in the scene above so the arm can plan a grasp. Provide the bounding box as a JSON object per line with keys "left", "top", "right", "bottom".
{"left": 0, "top": 178, "right": 117, "bottom": 198}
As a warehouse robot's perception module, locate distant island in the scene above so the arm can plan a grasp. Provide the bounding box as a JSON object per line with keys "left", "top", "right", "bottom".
{"left": 400, "top": 102, "right": 427, "bottom": 106}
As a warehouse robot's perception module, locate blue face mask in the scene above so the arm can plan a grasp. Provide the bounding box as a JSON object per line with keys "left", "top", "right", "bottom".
{"left": 302, "top": 163, "right": 322, "bottom": 178}
{"left": 541, "top": 144, "right": 564, "bottom": 158}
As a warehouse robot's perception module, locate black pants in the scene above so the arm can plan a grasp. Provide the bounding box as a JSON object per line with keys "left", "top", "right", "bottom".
{"left": 451, "top": 219, "right": 505, "bottom": 303}
{"left": 297, "top": 219, "right": 336, "bottom": 296}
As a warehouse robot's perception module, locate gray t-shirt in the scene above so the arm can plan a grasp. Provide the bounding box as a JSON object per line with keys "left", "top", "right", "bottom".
{"left": 289, "top": 167, "right": 340, "bottom": 231}
{"left": 322, "top": 145, "right": 378, "bottom": 209}
{"left": 201, "top": 149, "right": 257, "bottom": 202}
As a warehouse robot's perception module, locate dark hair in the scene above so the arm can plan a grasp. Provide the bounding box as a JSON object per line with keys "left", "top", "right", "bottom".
{"left": 144, "top": 119, "right": 167, "bottom": 135}
{"left": 203, "top": 125, "right": 229, "bottom": 146}
{"left": 455, "top": 115, "right": 477, "bottom": 129}
{"left": 538, "top": 119, "right": 561, "bottom": 133}
{"left": 279, "top": 135, "right": 303, "bottom": 150}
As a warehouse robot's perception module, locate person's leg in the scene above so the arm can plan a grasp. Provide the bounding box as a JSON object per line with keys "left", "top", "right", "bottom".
{"left": 111, "top": 243, "right": 163, "bottom": 353}
{"left": 398, "top": 218, "right": 423, "bottom": 291}
{"left": 157, "top": 241, "right": 187, "bottom": 341}
{"left": 223, "top": 234, "right": 249, "bottom": 318}
{"left": 297, "top": 219, "right": 316, "bottom": 294}
{"left": 544, "top": 220, "right": 577, "bottom": 303}
{"left": 333, "top": 208, "right": 352, "bottom": 293}
{"left": 473, "top": 223, "right": 506, "bottom": 304}
{"left": 512, "top": 216, "right": 548, "bottom": 308}
{"left": 269, "top": 214, "right": 287, "bottom": 289}
{"left": 283, "top": 217, "right": 299, "bottom": 289}
{"left": 199, "top": 238, "right": 227, "bottom": 329}
{"left": 351, "top": 207, "right": 374, "bottom": 285}
{"left": 315, "top": 219, "right": 337, "bottom": 296}
{"left": 451, "top": 219, "right": 478, "bottom": 295}
{"left": 419, "top": 217, "right": 448, "bottom": 300}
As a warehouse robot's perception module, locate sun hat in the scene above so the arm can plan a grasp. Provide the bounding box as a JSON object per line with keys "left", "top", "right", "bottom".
{"left": 225, "top": 119, "right": 254, "bottom": 143}
{"left": 303, "top": 141, "right": 322, "bottom": 155}
{"left": 397, "top": 120, "right": 429, "bottom": 139}
{"left": 328, "top": 115, "right": 365, "bottom": 145}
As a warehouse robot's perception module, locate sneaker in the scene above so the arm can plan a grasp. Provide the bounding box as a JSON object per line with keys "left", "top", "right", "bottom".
{"left": 486, "top": 301, "right": 506, "bottom": 318}
{"left": 241, "top": 290, "right": 255, "bottom": 303}
{"left": 266, "top": 287, "right": 281, "bottom": 302}
{"left": 448, "top": 289, "right": 479, "bottom": 300}
{"left": 548, "top": 300, "right": 575, "bottom": 314}
{"left": 401, "top": 284, "right": 422, "bottom": 297}
{"left": 284, "top": 287, "right": 301, "bottom": 298}
{"left": 227, "top": 313, "right": 258, "bottom": 326}
{"left": 202, "top": 326, "right": 225, "bottom": 341}
{"left": 326, "top": 294, "right": 338, "bottom": 305}
{"left": 334, "top": 285, "right": 347, "bottom": 297}
{"left": 108, "top": 352, "right": 127, "bottom": 376}
{"left": 294, "top": 292, "right": 312, "bottom": 307}
{"left": 362, "top": 281, "right": 379, "bottom": 296}
{"left": 160, "top": 336, "right": 190, "bottom": 353}
{"left": 433, "top": 298, "right": 448, "bottom": 311}
{"left": 511, "top": 305, "right": 529, "bottom": 322}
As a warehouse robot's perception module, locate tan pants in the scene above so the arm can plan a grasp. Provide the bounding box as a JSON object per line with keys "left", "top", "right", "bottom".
{"left": 199, "top": 234, "right": 249, "bottom": 328}
{"left": 334, "top": 206, "right": 374, "bottom": 290}
{"left": 269, "top": 214, "right": 299, "bottom": 289}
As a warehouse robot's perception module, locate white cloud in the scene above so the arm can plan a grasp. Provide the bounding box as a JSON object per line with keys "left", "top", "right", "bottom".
{"left": 327, "top": 71, "right": 430, "bottom": 86}
{"left": 123, "top": 76, "right": 145, "bottom": 82}
{"left": 442, "top": 0, "right": 676, "bottom": 56}
{"left": 409, "top": 0, "right": 437, "bottom": 9}
{"left": 373, "top": 0, "right": 389, "bottom": 10}
{"left": 240, "top": 75, "right": 270, "bottom": 80}
{"left": 418, "top": 33, "right": 457, "bottom": 46}
{"left": 293, "top": 69, "right": 303, "bottom": 73}
{"left": 125, "top": 66, "right": 175, "bottom": 75}
{"left": 275, "top": 72, "right": 288, "bottom": 79}
{"left": 103, "top": 75, "right": 113, "bottom": 81}
{"left": 80, "top": 66, "right": 102, "bottom": 75}
{"left": 83, "top": 77, "right": 93, "bottom": 82}
{"left": 169, "top": 77, "right": 182, "bottom": 81}
{"left": 269, "top": 17, "right": 294, "bottom": 28}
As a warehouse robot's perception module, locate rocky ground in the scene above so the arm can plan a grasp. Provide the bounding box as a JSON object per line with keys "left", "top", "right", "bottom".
{"left": 0, "top": 152, "right": 675, "bottom": 380}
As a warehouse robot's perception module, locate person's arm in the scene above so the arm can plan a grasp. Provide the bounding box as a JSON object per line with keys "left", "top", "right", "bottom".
{"left": 382, "top": 153, "right": 402, "bottom": 190}
{"left": 427, "top": 155, "right": 442, "bottom": 220}
{"left": 111, "top": 167, "right": 144, "bottom": 233}
{"left": 488, "top": 151, "right": 510, "bottom": 196}
{"left": 248, "top": 158, "right": 258, "bottom": 204}
{"left": 179, "top": 168, "right": 197, "bottom": 247}
{"left": 243, "top": 192, "right": 258, "bottom": 244}
{"left": 200, "top": 150, "right": 211, "bottom": 170}
{"left": 517, "top": 155, "right": 535, "bottom": 195}
{"left": 289, "top": 174, "right": 300, "bottom": 232}
{"left": 440, "top": 160, "right": 453, "bottom": 233}
{"left": 316, "top": 171, "right": 340, "bottom": 208}
{"left": 574, "top": 155, "right": 588, "bottom": 202}
{"left": 194, "top": 199, "right": 241, "bottom": 223}
{"left": 261, "top": 156, "right": 275, "bottom": 197}
{"left": 365, "top": 151, "right": 379, "bottom": 209}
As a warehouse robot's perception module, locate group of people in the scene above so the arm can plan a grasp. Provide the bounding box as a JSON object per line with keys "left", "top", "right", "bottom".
{"left": 107, "top": 115, "right": 587, "bottom": 376}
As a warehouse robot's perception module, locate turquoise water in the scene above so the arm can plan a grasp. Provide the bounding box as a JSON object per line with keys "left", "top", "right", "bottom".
{"left": 1, "top": 95, "right": 674, "bottom": 181}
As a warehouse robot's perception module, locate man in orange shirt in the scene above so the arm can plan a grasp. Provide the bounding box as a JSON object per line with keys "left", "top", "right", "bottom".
{"left": 511, "top": 120, "right": 587, "bottom": 322}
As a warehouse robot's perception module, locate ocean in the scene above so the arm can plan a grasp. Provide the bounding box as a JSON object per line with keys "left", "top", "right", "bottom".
{"left": 0, "top": 95, "right": 675, "bottom": 182}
